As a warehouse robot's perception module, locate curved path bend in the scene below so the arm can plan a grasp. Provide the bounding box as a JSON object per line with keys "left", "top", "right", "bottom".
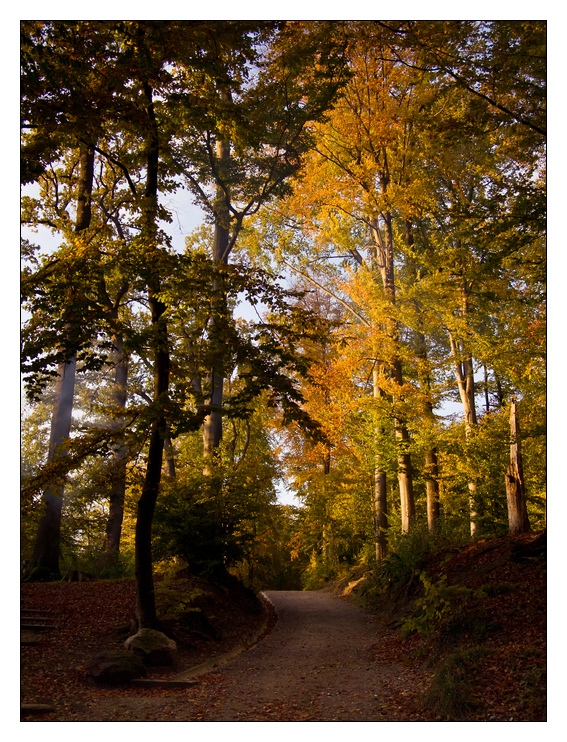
{"left": 181, "top": 590, "right": 406, "bottom": 722}
{"left": 83, "top": 590, "right": 416, "bottom": 721}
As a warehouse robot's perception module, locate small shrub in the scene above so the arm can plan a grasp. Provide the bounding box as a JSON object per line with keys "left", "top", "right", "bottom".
{"left": 377, "top": 529, "right": 431, "bottom": 590}
{"left": 154, "top": 559, "right": 207, "bottom": 621}
{"left": 402, "top": 574, "right": 484, "bottom": 636}
{"left": 301, "top": 557, "right": 338, "bottom": 590}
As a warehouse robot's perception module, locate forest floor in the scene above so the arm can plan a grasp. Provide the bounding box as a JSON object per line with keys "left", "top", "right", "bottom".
{"left": 20, "top": 531, "right": 546, "bottom": 722}
{"left": 351, "top": 530, "right": 547, "bottom": 722}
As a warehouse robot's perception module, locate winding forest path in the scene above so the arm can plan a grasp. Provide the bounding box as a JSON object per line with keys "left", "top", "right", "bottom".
{"left": 83, "top": 589, "right": 425, "bottom": 722}
{"left": 186, "top": 589, "right": 404, "bottom": 721}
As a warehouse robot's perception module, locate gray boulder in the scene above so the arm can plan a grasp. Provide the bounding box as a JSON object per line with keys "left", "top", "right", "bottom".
{"left": 124, "top": 628, "right": 178, "bottom": 666}
{"left": 87, "top": 650, "right": 146, "bottom": 685}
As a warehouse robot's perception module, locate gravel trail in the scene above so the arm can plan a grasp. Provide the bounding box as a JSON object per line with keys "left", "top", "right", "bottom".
{"left": 180, "top": 590, "right": 404, "bottom": 721}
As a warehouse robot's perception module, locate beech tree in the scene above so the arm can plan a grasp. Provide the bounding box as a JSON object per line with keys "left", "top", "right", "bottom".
{"left": 247, "top": 24, "right": 445, "bottom": 553}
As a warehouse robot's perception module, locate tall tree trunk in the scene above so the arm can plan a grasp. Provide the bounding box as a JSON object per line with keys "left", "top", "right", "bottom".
{"left": 202, "top": 136, "right": 230, "bottom": 475}
{"left": 135, "top": 296, "right": 169, "bottom": 628}
{"left": 506, "top": 399, "right": 531, "bottom": 534}
{"left": 425, "top": 449, "right": 440, "bottom": 533}
{"left": 405, "top": 220, "right": 440, "bottom": 533}
{"left": 416, "top": 338, "right": 440, "bottom": 534}
{"left": 27, "top": 140, "right": 95, "bottom": 578}
{"left": 134, "top": 80, "right": 169, "bottom": 629}
{"left": 391, "top": 357, "right": 415, "bottom": 533}
{"left": 29, "top": 356, "right": 77, "bottom": 576}
{"left": 371, "top": 209, "right": 415, "bottom": 533}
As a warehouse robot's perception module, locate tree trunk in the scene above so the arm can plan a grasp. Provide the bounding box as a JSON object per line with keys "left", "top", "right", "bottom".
{"left": 27, "top": 140, "right": 95, "bottom": 579}
{"left": 506, "top": 399, "right": 531, "bottom": 535}
{"left": 370, "top": 209, "right": 415, "bottom": 534}
{"left": 415, "top": 337, "right": 440, "bottom": 534}
{"left": 134, "top": 80, "right": 169, "bottom": 629}
{"left": 392, "top": 358, "right": 415, "bottom": 533}
{"left": 448, "top": 325, "right": 481, "bottom": 537}
{"left": 396, "top": 433, "right": 415, "bottom": 532}
{"left": 29, "top": 356, "right": 77, "bottom": 576}
{"left": 103, "top": 335, "right": 129, "bottom": 567}
{"left": 404, "top": 220, "right": 441, "bottom": 534}
{"left": 202, "top": 136, "right": 231, "bottom": 475}
{"left": 372, "top": 363, "right": 388, "bottom": 561}
{"left": 135, "top": 294, "right": 169, "bottom": 628}
{"left": 163, "top": 434, "right": 176, "bottom": 478}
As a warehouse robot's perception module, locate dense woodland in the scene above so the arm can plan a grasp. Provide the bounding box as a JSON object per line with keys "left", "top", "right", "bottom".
{"left": 21, "top": 21, "right": 546, "bottom": 630}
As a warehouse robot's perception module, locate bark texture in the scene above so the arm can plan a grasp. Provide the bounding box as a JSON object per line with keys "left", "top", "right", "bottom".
{"left": 202, "top": 137, "right": 231, "bottom": 474}
{"left": 405, "top": 221, "right": 440, "bottom": 534}
{"left": 103, "top": 334, "right": 129, "bottom": 566}
{"left": 134, "top": 80, "right": 169, "bottom": 629}
{"left": 448, "top": 311, "right": 481, "bottom": 537}
{"left": 506, "top": 399, "right": 531, "bottom": 535}
{"left": 372, "top": 364, "right": 388, "bottom": 561}
{"left": 425, "top": 449, "right": 440, "bottom": 533}
{"left": 370, "top": 209, "right": 415, "bottom": 534}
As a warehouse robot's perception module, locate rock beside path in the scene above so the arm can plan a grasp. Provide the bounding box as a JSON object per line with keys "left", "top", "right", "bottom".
{"left": 124, "top": 628, "right": 177, "bottom": 666}
{"left": 87, "top": 650, "right": 147, "bottom": 684}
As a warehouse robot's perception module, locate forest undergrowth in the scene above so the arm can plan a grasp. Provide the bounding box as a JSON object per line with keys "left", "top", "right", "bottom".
{"left": 339, "top": 529, "right": 547, "bottom": 721}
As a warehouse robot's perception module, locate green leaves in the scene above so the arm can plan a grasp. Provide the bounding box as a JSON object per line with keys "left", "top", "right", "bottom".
{"left": 402, "top": 573, "right": 483, "bottom": 636}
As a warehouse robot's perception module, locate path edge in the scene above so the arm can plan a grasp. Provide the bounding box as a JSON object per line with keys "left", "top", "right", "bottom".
{"left": 167, "top": 591, "right": 276, "bottom": 682}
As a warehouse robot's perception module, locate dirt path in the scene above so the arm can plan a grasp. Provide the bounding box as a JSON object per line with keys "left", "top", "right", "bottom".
{"left": 76, "top": 590, "right": 425, "bottom": 722}
{"left": 189, "top": 589, "right": 403, "bottom": 721}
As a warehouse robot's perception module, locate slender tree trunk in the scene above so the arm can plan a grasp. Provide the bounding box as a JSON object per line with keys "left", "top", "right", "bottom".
{"left": 163, "top": 434, "right": 176, "bottom": 478}
{"left": 425, "top": 450, "right": 440, "bottom": 532}
{"left": 29, "top": 356, "right": 77, "bottom": 576}
{"left": 371, "top": 209, "right": 415, "bottom": 533}
{"left": 134, "top": 80, "right": 169, "bottom": 629}
{"left": 416, "top": 339, "right": 440, "bottom": 534}
{"left": 135, "top": 297, "right": 169, "bottom": 628}
{"left": 417, "top": 336, "right": 441, "bottom": 534}
{"left": 448, "top": 327, "right": 481, "bottom": 536}
{"left": 103, "top": 335, "right": 129, "bottom": 567}
{"left": 372, "top": 363, "right": 388, "bottom": 561}
{"left": 202, "top": 136, "right": 231, "bottom": 475}
{"left": 506, "top": 399, "right": 531, "bottom": 534}
{"left": 404, "top": 220, "right": 440, "bottom": 534}
{"left": 27, "top": 141, "right": 95, "bottom": 578}
{"left": 320, "top": 442, "right": 338, "bottom": 569}
{"left": 391, "top": 357, "right": 415, "bottom": 533}
{"left": 483, "top": 365, "right": 490, "bottom": 414}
